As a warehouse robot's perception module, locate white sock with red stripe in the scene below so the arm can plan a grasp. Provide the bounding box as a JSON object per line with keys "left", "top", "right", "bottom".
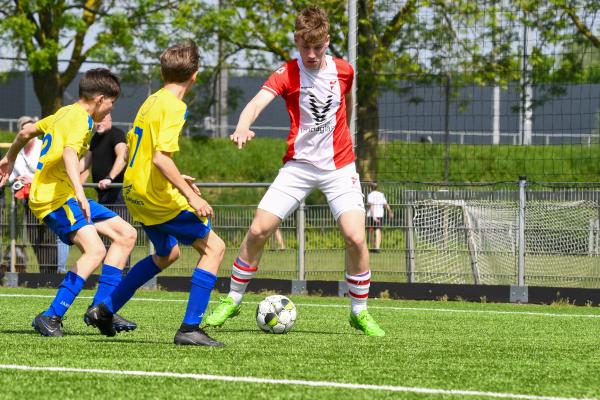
{"left": 346, "top": 270, "right": 371, "bottom": 315}
{"left": 228, "top": 257, "right": 257, "bottom": 305}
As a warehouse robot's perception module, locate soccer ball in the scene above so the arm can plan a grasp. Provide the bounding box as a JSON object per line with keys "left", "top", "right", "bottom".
{"left": 255, "top": 295, "right": 297, "bottom": 334}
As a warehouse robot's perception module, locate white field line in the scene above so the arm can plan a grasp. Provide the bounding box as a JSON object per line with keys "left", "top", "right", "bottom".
{"left": 1, "top": 293, "right": 600, "bottom": 319}
{"left": 0, "top": 364, "right": 595, "bottom": 400}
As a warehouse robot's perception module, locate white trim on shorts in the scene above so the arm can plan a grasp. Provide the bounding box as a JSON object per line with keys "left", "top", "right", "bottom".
{"left": 257, "top": 161, "right": 365, "bottom": 221}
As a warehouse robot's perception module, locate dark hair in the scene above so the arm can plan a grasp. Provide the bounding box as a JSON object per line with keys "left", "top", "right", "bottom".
{"left": 160, "top": 40, "right": 200, "bottom": 83}
{"left": 295, "top": 6, "right": 330, "bottom": 45}
{"left": 79, "top": 68, "right": 121, "bottom": 100}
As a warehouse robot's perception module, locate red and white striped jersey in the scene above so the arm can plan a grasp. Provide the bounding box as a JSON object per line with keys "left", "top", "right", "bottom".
{"left": 262, "top": 55, "right": 355, "bottom": 170}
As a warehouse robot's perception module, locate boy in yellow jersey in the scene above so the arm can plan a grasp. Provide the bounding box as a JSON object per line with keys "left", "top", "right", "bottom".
{"left": 0, "top": 69, "right": 138, "bottom": 337}
{"left": 85, "top": 41, "right": 226, "bottom": 347}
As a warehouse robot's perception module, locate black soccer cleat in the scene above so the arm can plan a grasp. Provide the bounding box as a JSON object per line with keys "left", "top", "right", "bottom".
{"left": 32, "top": 313, "right": 64, "bottom": 337}
{"left": 173, "top": 328, "right": 225, "bottom": 347}
{"left": 84, "top": 303, "right": 116, "bottom": 337}
{"left": 84, "top": 306, "right": 137, "bottom": 333}
{"left": 112, "top": 313, "right": 137, "bottom": 332}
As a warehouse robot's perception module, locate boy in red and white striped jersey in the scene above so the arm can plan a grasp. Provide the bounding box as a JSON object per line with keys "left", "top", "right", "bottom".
{"left": 205, "top": 6, "right": 384, "bottom": 337}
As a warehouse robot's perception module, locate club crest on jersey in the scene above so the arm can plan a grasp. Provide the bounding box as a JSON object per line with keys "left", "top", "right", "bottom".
{"left": 329, "top": 80, "right": 337, "bottom": 90}
{"left": 308, "top": 93, "right": 333, "bottom": 124}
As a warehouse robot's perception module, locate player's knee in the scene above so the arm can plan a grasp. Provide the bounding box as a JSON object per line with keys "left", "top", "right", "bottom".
{"left": 122, "top": 225, "right": 137, "bottom": 248}
{"left": 153, "top": 246, "right": 180, "bottom": 269}
{"left": 248, "top": 223, "right": 271, "bottom": 244}
{"left": 90, "top": 245, "right": 107, "bottom": 264}
{"left": 344, "top": 231, "right": 366, "bottom": 251}
{"left": 208, "top": 235, "right": 226, "bottom": 261}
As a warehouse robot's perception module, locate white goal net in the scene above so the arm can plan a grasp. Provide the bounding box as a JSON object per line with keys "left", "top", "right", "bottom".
{"left": 409, "top": 198, "right": 600, "bottom": 286}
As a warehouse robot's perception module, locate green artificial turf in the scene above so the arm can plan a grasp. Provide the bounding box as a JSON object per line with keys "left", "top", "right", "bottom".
{"left": 1, "top": 287, "right": 599, "bottom": 399}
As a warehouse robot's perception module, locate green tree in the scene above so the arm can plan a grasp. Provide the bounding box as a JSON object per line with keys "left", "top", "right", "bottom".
{"left": 528, "top": 0, "right": 600, "bottom": 83}
{"left": 0, "top": 0, "right": 205, "bottom": 117}
{"left": 191, "top": 1, "right": 527, "bottom": 180}
{"left": 190, "top": 0, "right": 421, "bottom": 181}
{"left": 354, "top": 0, "right": 526, "bottom": 179}
{"left": 10, "top": 0, "right": 590, "bottom": 179}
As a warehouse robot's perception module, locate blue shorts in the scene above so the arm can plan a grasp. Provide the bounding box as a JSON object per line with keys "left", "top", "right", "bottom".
{"left": 143, "top": 210, "right": 212, "bottom": 257}
{"left": 44, "top": 198, "right": 118, "bottom": 245}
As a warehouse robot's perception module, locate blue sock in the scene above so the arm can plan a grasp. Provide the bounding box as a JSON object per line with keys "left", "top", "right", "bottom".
{"left": 182, "top": 268, "right": 217, "bottom": 326}
{"left": 43, "top": 272, "right": 85, "bottom": 317}
{"left": 92, "top": 264, "right": 122, "bottom": 306}
{"left": 104, "top": 255, "right": 161, "bottom": 314}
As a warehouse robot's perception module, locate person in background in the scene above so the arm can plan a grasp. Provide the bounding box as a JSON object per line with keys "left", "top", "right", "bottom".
{"left": 79, "top": 113, "right": 130, "bottom": 271}
{"left": 8, "top": 116, "right": 69, "bottom": 273}
{"left": 80, "top": 113, "right": 128, "bottom": 207}
{"left": 270, "top": 227, "right": 286, "bottom": 251}
{"left": 10, "top": 117, "right": 40, "bottom": 185}
{"left": 366, "top": 182, "right": 394, "bottom": 253}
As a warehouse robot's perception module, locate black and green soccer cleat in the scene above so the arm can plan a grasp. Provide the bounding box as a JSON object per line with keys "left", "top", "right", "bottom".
{"left": 349, "top": 310, "right": 386, "bottom": 337}
{"left": 204, "top": 296, "right": 241, "bottom": 327}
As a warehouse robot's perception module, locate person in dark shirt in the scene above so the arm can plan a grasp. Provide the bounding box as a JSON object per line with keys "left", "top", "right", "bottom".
{"left": 80, "top": 113, "right": 130, "bottom": 271}
{"left": 80, "top": 113, "right": 127, "bottom": 205}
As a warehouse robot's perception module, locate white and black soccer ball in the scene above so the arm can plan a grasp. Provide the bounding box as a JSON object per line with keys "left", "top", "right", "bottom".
{"left": 255, "top": 295, "right": 297, "bottom": 334}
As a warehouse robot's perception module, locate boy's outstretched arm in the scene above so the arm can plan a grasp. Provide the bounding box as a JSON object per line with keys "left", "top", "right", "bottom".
{"left": 152, "top": 150, "right": 212, "bottom": 218}
{"left": 0, "top": 123, "right": 42, "bottom": 186}
{"left": 64, "top": 147, "right": 91, "bottom": 222}
{"left": 230, "top": 89, "right": 275, "bottom": 149}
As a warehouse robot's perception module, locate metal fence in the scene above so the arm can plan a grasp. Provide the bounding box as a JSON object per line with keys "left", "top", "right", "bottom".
{"left": 1, "top": 181, "right": 600, "bottom": 289}
{"left": 0, "top": 118, "right": 290, "bottom": 140}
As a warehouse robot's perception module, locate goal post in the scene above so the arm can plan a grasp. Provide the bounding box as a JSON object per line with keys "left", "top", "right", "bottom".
{"left": 407, "top": 196, "right": 519, "bottom": 284}
{"left": 406, "top": 192, "right": 600, "bottom": 286}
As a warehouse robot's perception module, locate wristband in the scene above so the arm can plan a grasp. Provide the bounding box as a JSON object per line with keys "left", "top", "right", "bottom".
{"left": 104, "top": 176, "right": 113, "bottom": 182}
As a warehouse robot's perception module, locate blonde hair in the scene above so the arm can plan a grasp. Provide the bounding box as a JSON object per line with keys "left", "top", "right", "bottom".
{"left": 295, "top": 6, "right": 330, "bottom": 45}
{"left": 160, "top": 40, "right": 199, "bottom": 84}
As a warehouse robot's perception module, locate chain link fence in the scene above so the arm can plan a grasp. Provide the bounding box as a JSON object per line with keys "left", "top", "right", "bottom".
{"left": 1, "top": 182, "right": 599, "bottom": 288}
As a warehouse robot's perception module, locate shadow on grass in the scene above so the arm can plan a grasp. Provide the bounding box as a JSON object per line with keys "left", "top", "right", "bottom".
{"left": 66, "top": 331, "right": 119, "bottom": 337}
{"left": 201, "top": 328, "right": 260, "bottom": 334}
{"left": 0, "top": 329, "right": 40, "bottom": 335}
{"left": 209, "top": 327, "right": 350, "bottom": 335}
{"left": 277, "top": 329, "right": 350, "bottom": 335}
{"left": 2, "top": 328, "right": 351, "bottom": 338}
{"left": 0, "top": 329, "right": 144, "bottom": 339}
{"left": 86, "top": 338, "right": 168, "bottom": 345}
{"left": 86, "top": 337, "right": 232, "bottom": 347}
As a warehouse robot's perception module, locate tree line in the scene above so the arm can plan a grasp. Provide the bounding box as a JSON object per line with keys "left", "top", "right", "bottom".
{"left": 1, "top": 0, "right": 598, "bottom": 180}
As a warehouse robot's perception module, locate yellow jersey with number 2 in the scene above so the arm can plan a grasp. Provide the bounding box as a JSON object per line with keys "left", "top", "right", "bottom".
{"left": 123, "top": 88, "right": 194, "bottom": 225}
{"left": 29, "top": 103, "right": 94, "bottom": 220}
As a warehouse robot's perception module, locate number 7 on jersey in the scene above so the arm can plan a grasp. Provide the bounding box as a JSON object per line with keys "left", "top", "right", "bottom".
{"left": 129, "top": 126, "right": 143, "bottom": 167}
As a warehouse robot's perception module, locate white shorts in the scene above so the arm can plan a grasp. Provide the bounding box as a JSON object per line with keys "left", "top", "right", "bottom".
{"left": 258, "top": 161, "right": 365, "bottom": 221}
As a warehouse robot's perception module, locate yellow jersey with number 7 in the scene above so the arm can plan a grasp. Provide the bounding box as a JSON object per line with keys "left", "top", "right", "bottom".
{"left": 123, "top": 88, "right": 193, "bottom": 225}
{"left": 29, "top": 103, "right": 94, "bottom": 220}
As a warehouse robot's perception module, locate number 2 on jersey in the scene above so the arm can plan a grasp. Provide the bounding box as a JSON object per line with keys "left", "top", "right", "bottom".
{"left": 36, "top": 133, "right": 53, "bottom": 170}
{"left": 129, "top": 126, "right": 143, "bottom": 167}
